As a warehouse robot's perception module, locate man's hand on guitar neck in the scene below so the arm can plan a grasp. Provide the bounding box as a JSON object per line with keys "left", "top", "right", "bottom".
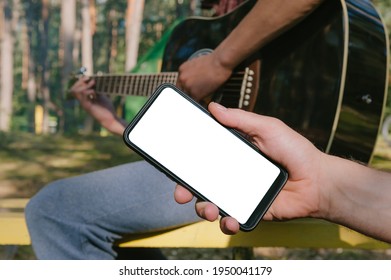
{"left": 70, "top": 77, "right": 126, "bottom": 135}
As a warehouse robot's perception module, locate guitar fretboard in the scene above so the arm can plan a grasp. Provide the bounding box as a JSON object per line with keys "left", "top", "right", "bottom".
{"left": 94, "top": 72, "right": 178, "bottom": 97}
{"left": 87, "top": 64, "right": 258, "bottom": 111}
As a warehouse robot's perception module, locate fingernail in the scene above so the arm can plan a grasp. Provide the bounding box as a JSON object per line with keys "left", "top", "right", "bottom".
{"left": 211, "top": 102, "right": 227, "bottom": 111}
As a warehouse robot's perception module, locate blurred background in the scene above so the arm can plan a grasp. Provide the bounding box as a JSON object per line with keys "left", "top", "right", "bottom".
{"left": 0, "top": 0, "right": 391, "bottom": 259}
{"left": 0, "top": 0, "right": 390, "bottom": 136}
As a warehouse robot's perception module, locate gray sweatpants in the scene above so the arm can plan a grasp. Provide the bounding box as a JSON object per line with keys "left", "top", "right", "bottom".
{"left": 25, "top": 160, "right": 200, "bottom": 259}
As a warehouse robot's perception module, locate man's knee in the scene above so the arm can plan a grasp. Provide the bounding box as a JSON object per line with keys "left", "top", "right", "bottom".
{"left": 25, "top": 189, "right": 48, "bottom": 228}
{"left": 25, "top": 182, "right": 61, "bottom": 228}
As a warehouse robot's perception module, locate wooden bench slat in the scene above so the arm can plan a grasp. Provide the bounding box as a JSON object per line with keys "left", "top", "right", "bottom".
{"left": 0, "top": 198, "right": 389, "bottom": 250}
{"left": 118, "top": 219, "right": 390, "bottom": 249}
{"left": 0, "top": 198, "right": 29, "bottom": 209}
{"left": 0, "top": 211, "right": 30, "bottom": 245}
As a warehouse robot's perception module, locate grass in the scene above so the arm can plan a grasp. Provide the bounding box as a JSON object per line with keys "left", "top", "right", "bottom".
{"left": 0, "top": 131, "right": 142, "bottom": 198}
{"left": 1, "top": 131, "right": 391, "bottom": 259}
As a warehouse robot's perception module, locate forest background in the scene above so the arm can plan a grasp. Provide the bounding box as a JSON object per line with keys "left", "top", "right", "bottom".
{"left": 0, "top": 0, "right": 390, "bottom": 135}
{"left": 0, "top": 0, "right": 206, "bottom": 134}
{"left": 1, "top": 0, "right": 391, "bottom": 260}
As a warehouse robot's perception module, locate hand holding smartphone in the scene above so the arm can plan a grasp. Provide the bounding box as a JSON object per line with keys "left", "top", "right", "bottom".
{"left": 123, "top": 83, "right": 288, "bottom": 231}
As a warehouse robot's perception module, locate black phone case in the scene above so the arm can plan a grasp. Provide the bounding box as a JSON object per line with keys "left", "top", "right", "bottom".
{"left": 123, "top": 83, "right": 288, "bottom": 231}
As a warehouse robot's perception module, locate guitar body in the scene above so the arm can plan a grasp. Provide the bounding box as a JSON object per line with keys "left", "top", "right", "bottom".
{"left": 161, "top": 0, "right": 389, "bottom": 163}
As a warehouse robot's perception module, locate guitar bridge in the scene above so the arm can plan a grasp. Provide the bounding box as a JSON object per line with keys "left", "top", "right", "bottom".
{"left": 238, "top": 60, "right": 260, "bottom": 112}
{"left": 213, "top": 59, "right": 260, "bottom": 112}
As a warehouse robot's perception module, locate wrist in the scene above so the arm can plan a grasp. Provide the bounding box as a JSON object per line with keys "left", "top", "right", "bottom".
{"left": 314, "top": 155, "right": 371, "bottom": 224}
{"left": 309, "top": 153, "right": 338, "bottom": 221}
{"left": 213, "top": 43, "right": 241, "bottom": 71}
{"left": 101, "top": 116, "right": 126, "bottom": 136}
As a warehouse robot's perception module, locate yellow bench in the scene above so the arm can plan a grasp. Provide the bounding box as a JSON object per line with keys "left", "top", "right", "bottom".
{"left": 0, "top": 198, "right": 30, "bottom": 246}
{"left": 1, "top": 198, "right": 390, "bottom": 251}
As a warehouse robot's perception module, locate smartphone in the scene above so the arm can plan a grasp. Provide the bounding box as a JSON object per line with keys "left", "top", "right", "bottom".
{"left": 123, "top": 83, "right": 288, "bottom": 231}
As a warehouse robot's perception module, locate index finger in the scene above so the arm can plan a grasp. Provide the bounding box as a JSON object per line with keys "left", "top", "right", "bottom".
{"left": 208, "top": 102, "right": 282, "bottom": 138}
{"left": 174, "top": 185, "right": 194, "bottom": 204}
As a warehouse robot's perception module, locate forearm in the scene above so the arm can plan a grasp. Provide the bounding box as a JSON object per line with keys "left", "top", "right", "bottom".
{"left": 319, "top": 155, "right": 391, "bottom": 243}
{"left": 101, "top": 117, "right": 127, "bottom": 136}
{"left": 214, "top": 0, "right": 324, "bottom": 69}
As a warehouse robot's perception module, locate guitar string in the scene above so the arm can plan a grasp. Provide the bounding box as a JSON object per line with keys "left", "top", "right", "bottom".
{"left": 94, "top": 72, "right": 246, "bottom": 96}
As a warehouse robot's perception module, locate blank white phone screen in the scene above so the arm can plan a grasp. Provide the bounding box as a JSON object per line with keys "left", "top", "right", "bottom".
{"left": 127, "top": 87, "right": 280, "bottom": 224}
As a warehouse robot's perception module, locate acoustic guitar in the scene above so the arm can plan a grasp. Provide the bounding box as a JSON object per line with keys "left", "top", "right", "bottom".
{"left": 75, "top": 0, "right": 389, "bottom": 164}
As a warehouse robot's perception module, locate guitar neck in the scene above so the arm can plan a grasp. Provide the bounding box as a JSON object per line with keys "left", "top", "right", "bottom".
{"left": 93, "top": 72, "right": 178, "bottom": 97}
{"left": 88, "top": 61, "right": 260, "bottom": 112}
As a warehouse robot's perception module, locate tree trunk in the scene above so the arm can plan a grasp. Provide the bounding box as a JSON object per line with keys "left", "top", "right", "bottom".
{"left": 40, "top": 0, "right": 51, "bottom": 134}
{"left": 121, "top": 0, "right": 144, "bottom": 122}
{"left": 22, "top": 9, "right": 37, "bottom": 133}
{"left": 82, "top": 0, "right": 94, "bottom": 75}
{"left": 125, "top": 0, "right": 144, "bottom": 72}
{"left": 60, "top": 0, "right": 76, "bottom": 133}
{"left": 81, "top": 0, "right": 95, "bottom": 133}
{"left": 0, "top": 0, "right": 14, "bottom": 132}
